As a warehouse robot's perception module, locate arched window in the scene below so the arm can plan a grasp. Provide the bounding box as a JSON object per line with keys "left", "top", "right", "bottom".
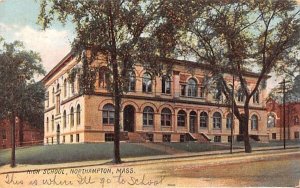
{"left": 57, "top": 83, "right": 60, "bottom": 92}
{"left": 99, "top": 67, "right": 109, "bottom": 88}
{"left": 103, "top": 104, "right": 114, "bottom": 124}
{"left": 253, "top": 90, "right": 259, "bottom": 104}
{"left": 70, "top": 107, "right": 74, "bottom": 127}
{"left": 213, "top": 112, "right": 222, "bottom": 129}
{"left": 226, "top": 113, "right": 232, "bottom": 129}
{"left": 200, "top": 112, "right": 208, "bottom": 128}
{"left": 251, "top": 115, "right": 258, "bottom": 130}
{"left": 162, "top": 76, "right": 171, "bottom": 94}
{"left": 142, "top": 72, "right": 152, "bottom": 93}
{"left": 63, "top": 110, "right": 67, "bottom": 128}
{"left": 267, "top": 114, "right": 275, "bottom": 128}
{"left": 177, "top": 110, "right": 186, "bottom": 127}
{"left": 143, "top": 106, "right": 154, "bottom": 126}
{"left": 51, "top": 115, "right": 54, "bottom": 131}
{"left": 294, "top": 116, "right": 300, "bottom": 125}
{"left": 237, "top": 87, "right": 245, "bottom": 102}
{"left": 161, "top": 108, "right": 172, "bottom": 126}
{"left": 187, "top": 78, "right": 197, "bottom": 97}
{"left": 46, "top": 117, "right": 49, "bottom": 132}
{"left": 128, "top": 71, "right": 136, "bottom": 91}
{"left": 76, "top": 104, "right": 81, "bottom": 125}
{"left": 63, "top": 79, "right": 67, "bottom": 97}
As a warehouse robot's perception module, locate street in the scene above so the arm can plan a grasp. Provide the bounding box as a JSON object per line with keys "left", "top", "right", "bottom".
{"left": 0, "top": 149, "right": 300, "bottom": 187}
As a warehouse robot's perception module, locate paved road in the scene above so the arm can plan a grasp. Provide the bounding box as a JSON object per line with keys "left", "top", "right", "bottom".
{"left": 0, "top": 149, "right": 299, "bottom": 187}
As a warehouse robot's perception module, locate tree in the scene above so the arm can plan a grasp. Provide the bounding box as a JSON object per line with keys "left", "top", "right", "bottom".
{"left": 168, "top": 0, "right": 300, "bottom": 152}
{"left": 0, "top": 39, "right": 45, "bottom": 167}
{"left": 38, "top": 0, "right": 176, "bottom": 163}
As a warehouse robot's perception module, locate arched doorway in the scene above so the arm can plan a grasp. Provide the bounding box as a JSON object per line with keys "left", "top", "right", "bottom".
{"left": 56, "top": 124, "right": 60, "bottom": 144}
{"left": 189, "top": 111, "right": 197, "bottom": 133}
{"left": 123, "top": 105, "right": 135, "bottom": 132}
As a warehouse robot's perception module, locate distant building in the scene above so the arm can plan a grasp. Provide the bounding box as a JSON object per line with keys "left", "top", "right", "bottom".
{"left": 0, "top": 118, "right": 43, "bottom": 149}
{"left": 43, "top": 52, "right": 270, "bottom": 144}
{"left": 266, "top": 99, "right": 300, "bottom": 140}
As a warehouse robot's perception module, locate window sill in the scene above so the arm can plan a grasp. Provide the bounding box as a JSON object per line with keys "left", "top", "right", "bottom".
{"left": 180, "top": 95, "right": 205, "bottom": 99}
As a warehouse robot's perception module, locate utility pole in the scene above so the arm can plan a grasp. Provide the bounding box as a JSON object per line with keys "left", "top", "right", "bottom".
{"left": 283, "top": 79, "right": 286, "bottom": 149}
{"left": 230, "top": 75, "right": 235, "bottom": 154}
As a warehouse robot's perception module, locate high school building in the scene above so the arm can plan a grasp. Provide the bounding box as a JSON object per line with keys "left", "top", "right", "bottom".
{"left": 43, "top": 52, "right": 271, "bottom": 144}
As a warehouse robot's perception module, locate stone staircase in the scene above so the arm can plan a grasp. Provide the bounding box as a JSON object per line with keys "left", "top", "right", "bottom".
{"left": 188, "top": 133, "right": 211, "bottom": 143}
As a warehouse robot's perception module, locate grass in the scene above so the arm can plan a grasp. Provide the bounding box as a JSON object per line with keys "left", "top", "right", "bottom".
{"left": 1, "top": 140, "right": 298, "bottom": 166}
{"left": 162, "top": 142, "right": 239, "bottom": 152}
{"left": 229, "top": 139, "right": 300, "bottom": 148}
{"left": 0, "top": 143, "right": 167, "bottom": 166}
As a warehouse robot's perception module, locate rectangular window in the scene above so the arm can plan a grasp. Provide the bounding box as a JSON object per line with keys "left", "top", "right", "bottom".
{"left": 214, "top": 136, "right": 221, "bottom": 142}
{"left": 56, "top": 94, "right": 60, "bottom": 114}
{"left": 62, "top": 136, "right": 65, "bottom": 143}
{"left": 51, "top": 137, "right": 53, "bottom": 144}
{"left": 272, "top": 133, "right": 276, "bottom": 140}
{"left": 295, "top": 132, "right": 299, "bottom": 139}
{"left": 105, "top": 133, "right": 114, "bottom": 142}
{"left": 70, "top": 135, "right": 73, "bottom": 143}
{"left": 180, "top": 85, "right": 186, "bottom": 96}
{"left": 146, "top": 133, "right": 153, "bottom": 142}
{"left": 228, "top": 136, "right": 232, "bottom": 143}
{"left": 46, "top": 138, "right": 48, "bottom": 144}
{"left": 180, "top": 134, "right": 186, "bottom": 142}
{"left": 2, "top": 130, "right": 6, "bottom": 140}
{"left": 46, "top": 91, "right": 49, "bottom": 107}
{"left": 162, "top": 134, "right": 171, "bottom": 142}
{"left": 199, "top": 86, "right": 205, "bottom": 98}
{"left": 76, "top": 134, "right": 79, "bottom": 142}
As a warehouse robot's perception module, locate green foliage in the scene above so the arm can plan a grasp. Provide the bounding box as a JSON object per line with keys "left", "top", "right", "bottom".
{"left": 0, "top": 39, "right": 45, "bottom": 127}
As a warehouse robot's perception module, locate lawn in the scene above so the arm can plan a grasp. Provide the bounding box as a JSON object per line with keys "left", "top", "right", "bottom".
{"left": 229, "top": 139, "right": 300, "bottom": 148}
{"left": 162, "top": 142, "right": 239, "bottom": 152}
{"left": 0, "top": 143, "right": 167, "bottom": 166}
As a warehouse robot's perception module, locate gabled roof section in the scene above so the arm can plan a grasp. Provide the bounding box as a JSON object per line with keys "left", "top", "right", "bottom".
{"left": 42, "top": 51, "right": 74, "bottom": 84}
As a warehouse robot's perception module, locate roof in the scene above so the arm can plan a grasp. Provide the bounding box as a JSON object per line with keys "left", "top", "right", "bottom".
{"left": 42, "top": 51, "right": 270, "bottom": 84}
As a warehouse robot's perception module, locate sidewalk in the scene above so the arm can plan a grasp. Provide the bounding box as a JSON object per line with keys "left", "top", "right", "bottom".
{"left": 1, "top": 145, "right": 299, "bottom": 174}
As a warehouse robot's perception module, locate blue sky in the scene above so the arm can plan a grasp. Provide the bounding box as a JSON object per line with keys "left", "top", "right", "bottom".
{"left": 0, "top": 0, "right": 75, "bottom": 73}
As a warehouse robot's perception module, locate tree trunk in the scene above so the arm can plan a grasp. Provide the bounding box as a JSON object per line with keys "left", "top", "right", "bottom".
{"left": 112, "top": 57, "right": 122, "bottom": 164}
{"left": 241, "top": 113, "right": 252, "bottom": 153}
{"left": 19, "top": 118, "right": 23, "bottom": 146}
{"left": 10, "top": 113, "right": 16, "bottom": 167}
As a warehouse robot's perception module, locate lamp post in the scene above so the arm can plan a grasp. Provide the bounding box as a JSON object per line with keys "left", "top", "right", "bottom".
{"left": 230, "top": 74, "right": 235, "bottom": 154}
{"left": 279, "top": 79, "right": 291, "bottom": 149}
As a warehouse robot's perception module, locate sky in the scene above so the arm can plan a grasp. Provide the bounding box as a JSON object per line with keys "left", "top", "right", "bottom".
{"left": 0, "top": 0, "right": 299, "bottom": 92}
{"left": 0, "top": 0, "right": 75, "bottom": 73}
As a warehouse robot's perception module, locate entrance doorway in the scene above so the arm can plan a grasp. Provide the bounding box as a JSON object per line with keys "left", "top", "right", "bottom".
{"left": 189, "top": 111, "right": 197, "bottom": 133}
{"left": 123, "top": 105, "right": 135, "bottom": 132}
{"left": 56, "top": 124, "right": 60, "bottom": 144}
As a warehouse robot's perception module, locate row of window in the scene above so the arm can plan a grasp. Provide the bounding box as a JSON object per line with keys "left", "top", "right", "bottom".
{"left": 102, "top": 104, "right": 259, "bottom": 130}
{"left": 267, "top": 114, "right": 300, "bottom": 128}
{"left": 46, "top": 134, "right": 80, "bottom": 144}
{"left": 46, "top": 78, "right": 77, "bottom": 107}
{"left": 99, "top": 69, "right": 260, "bottom": 103}
{"left": 46, "top": 104, "right": 81, "bottom": 132}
